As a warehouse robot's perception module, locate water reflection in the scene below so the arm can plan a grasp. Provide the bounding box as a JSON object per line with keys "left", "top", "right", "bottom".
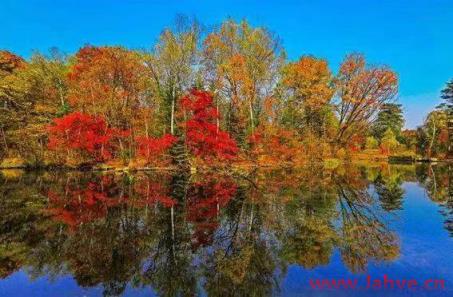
{"left": 0, "top": 163, "right": 451, "bottom": 296}
{"left": 416, "top": 164, "right": 453, "bottom": 236}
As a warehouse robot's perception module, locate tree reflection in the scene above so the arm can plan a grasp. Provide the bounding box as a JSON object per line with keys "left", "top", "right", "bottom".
{"left": 416, "top": 164, "right": 453, "bottom": 236}
{"left": 0, "top": 164, "right": 419, "bottom": 295}
{"left": 374, "top": 171, "right": 405, "bottom": 211}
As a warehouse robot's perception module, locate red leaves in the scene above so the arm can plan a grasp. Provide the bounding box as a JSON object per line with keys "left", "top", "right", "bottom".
{"left": 47, "top": 112, "right": 128, "bottom": 162}
{"left": 186, "top": 176, "right": 237, "bottom": 248}
{"left": 135, "top": 134, "right": 177, "bottom": 165}
{"left": 181, "top": 90, "right": 238, "bottom": 162}
{"left": 46, "top": 177, "right": 123, "bottom": 231}
{"left": 133, "top": 180, "right": 177, "bottom": 208}
{"left": 47, "top": 90, "right": 239, "bottom": 166}
{"left": 348, "top": 134, "right": 365, "bottom": 152}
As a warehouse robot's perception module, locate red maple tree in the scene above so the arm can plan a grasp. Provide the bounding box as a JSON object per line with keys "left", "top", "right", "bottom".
{"left": 47, "top": 112, "right": 129, "bottom": 163}
{"left": 180, "top": 90, "right": 238, "bottom": 163}
{"left": 135, "top": 134, "right": 177, "bottom": 165}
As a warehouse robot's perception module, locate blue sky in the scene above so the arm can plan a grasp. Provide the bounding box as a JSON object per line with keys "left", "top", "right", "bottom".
{"left": 1, "top": 0, "right": 452, "bottom": 128}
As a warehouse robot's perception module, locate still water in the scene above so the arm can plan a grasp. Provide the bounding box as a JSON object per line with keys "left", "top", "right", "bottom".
{"left": 0, "top": 164, "right": 451, "bottom": 297}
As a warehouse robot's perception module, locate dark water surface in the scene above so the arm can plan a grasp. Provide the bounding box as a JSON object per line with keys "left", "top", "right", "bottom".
{"left": 0, "top": 164, "right": 451, "bottom": 297}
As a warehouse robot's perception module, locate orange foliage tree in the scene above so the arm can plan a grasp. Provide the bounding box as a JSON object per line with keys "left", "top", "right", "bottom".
{"left": 203, "top": 20, "right": 284, "bottom": 138}
{"left": 281, "top": 56, "right": 334, "bottom": 134}
{"left": 67, "top": 46, "right": 149, "bottom": 131}
{"left": 334, "top": 54, "right": 398, "bottom": 148}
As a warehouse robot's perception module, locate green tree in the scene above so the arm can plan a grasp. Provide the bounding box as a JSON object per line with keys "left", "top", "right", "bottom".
{"left": 380, "top": 129, "right": 400, "bottom": 154}
{"left": 372, "top": 103, "right": 404, "bottom": 141}
{"left": 365, "top": 136, "right": 379, "bottom": 149}
{"left": 417, "top": 109, "right": 448, "bottom": 157}
{"left": 441, "top": 79, "right": 453, "bottom": 158}
{"left": 374, "top": 172, "right": 404, "bottom": 211}
{"left": 441, "top": 79, "right": 453, "bottom": 109}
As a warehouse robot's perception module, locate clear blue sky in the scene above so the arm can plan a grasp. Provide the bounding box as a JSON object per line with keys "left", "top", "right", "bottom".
{"left": 2, "top": 0, "right": 452, "bottom": 128}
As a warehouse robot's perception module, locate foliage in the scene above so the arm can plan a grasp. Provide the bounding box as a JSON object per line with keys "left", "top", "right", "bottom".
{"left": 365, "top": 136, "right": 379, "bottom": 149}
{"left": 5, "top": 18, "right": 452, "bottom": 165}
{"left": 334, "top": 54, "right": 398, "bottom": 147}
{"left": 203, "top": 19, "right": 284, "bottom": 138}
{"left": 372, "top": 103, "right": 404, "bottom": 140}
{"left": 380, "top": 129, "right": 400, "bottom": 155}
{"left": 440, "top": 79, "right": 453, "bottom": 158}
{"left": 67, "top": 46, "right": 149, "bottom": 133}
{"left": 281, "top": 56, "right": 334, "bottom": 137}
{"left": 144, "top": 16, "right": 200, "bottom": 135}
{"left": 416, "top": 108, "right": 448, "bottom": 157}
{"left": 47, "top": 112, "right": 128, "bottom": 163}
{"left": 135, "top": 134, "right": 177, "bottom": 165}
{"left": 441, "top": 79, "right": 453, "bottom": 109}
{"left": 180, "top": 89, "right": 238, "bottom": 163}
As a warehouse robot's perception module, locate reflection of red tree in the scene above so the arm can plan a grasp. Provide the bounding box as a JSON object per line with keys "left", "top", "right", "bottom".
{"left": 186, "top": 177, "right": 237, "bottom": 248}
{"left": 46, "top": 177, "right": 124, "bottom": 230}
{"left": 132, "top": 179, "right": 176, "bottom": 208}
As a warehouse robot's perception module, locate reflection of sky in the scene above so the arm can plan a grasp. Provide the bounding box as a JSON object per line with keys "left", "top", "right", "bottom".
{"left": 0, "top": 182, "right": 452, "bottom": 296}
{"left": 281, "top": 182, "right": 453, "bottom": 297}
{"left": 0, "top": 272, "right": 155, "bottom": 297}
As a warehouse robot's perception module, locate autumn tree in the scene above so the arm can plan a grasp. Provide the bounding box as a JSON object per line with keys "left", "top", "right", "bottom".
{"left": 47, "top": 112, "right": 128, "bottom": 164}
{"left": 203, "top": 19, "right": 284, "bottom": 142}
{"left": 68, "top": 46, "right": 148, "bottom": 130}
{"left": 66, "top": 46, "right": 153, "bottom": 162}
{"left": 417, "top": 108, "right": 448, "bottom": 158}
{"left": 144, "top": 16, "right": 201, "bottom": 136}
{"left": 28, "top": 49, "right": 69, "bottom": 114}
{"left": 180, "top": 90, "right": 238, "bottom": 164}
{"left": 334, "top": 54, "right": 398, "bottom": 149}
{"left": 16, "top": 50, "right": 70, "bottom": 163}
{"left": 0, "top": 51, "right": 27, "bottom": 158}
{"left": 0, "top": 50, "right": 69, "bottom": 163}
{"left": 280, "top": 56, "right": 335, "bottom": 137}
{"left": 380, "top": 129, "right": 399, "bottom": 155}
{"left": 135, "top": 134, "right": 176, "bottom": 166}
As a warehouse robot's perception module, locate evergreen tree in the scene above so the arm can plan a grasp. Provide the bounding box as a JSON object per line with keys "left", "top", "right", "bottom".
{"left": 441, "top": 79, "right": 453, "bottom": 158}
{"left": 441, "top": 79, "right": 453, "bottom": 108}
{"left": 372, "top": 103, "right": 404, "bottom": 141}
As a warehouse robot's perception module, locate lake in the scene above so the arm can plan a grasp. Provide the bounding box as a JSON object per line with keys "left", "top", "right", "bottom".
{"left": 0, "top": 164, "right": 451, "bottom": 296}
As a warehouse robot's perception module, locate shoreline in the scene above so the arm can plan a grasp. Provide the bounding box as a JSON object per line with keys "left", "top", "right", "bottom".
{"left": 0, "top": 158, "right": 450, "bottom": 172}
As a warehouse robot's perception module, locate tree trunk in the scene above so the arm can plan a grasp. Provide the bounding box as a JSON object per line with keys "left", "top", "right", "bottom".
{"left": 0, "top": 126, "right": 8, "bottom": 154}
{"left": 171, "top": 97, "right": 175, "bottom": 135}
{"left": 428, "top": 121, "right": 437, "bottom": 158}
{"left": 448, "top": 111, "right": 453, "bottom": 159}
{"left": 249, "top": 100, "right": 254, "bottom": 133}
